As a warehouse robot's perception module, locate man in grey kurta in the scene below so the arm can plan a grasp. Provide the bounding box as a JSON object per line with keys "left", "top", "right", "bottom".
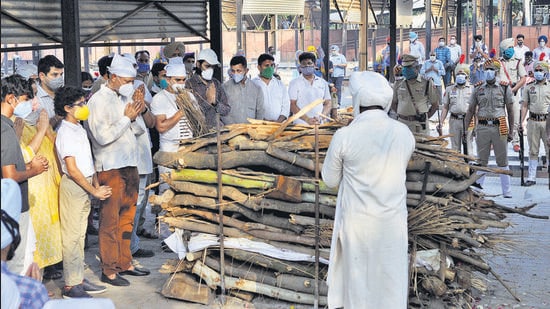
{"left": 222, "top": 56, "right": 264, "bottom": 124}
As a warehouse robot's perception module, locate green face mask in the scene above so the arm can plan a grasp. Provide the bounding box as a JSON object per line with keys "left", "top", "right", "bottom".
{"left": 260, "top": 66, "right": 275, "bottom": 79}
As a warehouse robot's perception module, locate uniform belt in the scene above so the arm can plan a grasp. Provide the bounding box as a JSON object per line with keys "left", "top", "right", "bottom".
{"left": 529, "top": 113, "right": 548, "bottom": 121}
{"left": 450, "top": 113, "right": 465, "bottom": 119}
{"left": 478, "top": 118, "right": 500, "bottom": 126}
{"left": 398, "top": 114, "right": 417, "bottom": 121}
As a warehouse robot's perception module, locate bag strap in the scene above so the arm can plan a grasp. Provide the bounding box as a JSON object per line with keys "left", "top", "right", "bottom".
{"left": 404, "top": 80, "right": 422, "bottom": 115}
{"left": 499, "top": 59, "right": 513, "bottom": 84}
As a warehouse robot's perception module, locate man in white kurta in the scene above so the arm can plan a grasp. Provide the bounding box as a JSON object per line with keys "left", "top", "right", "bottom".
{"left": 322, "top": 71, "right": 415, "bottom": 309}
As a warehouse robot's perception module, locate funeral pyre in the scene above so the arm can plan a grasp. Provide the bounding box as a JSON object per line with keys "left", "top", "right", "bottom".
{"left": 150, "top": 117, "right": 547, "bottom": 308}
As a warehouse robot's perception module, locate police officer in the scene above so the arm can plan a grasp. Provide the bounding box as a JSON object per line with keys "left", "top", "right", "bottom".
{"left": 519, "top": 61, "right": 550, "bottom": 186}
{"left": 498, "top": 38, "right": 527, "bottom": 153}
{"left": 439, "top": 62, "right": 475, "bottom": 155}
{"left": 464, "top": 60, "right": 514, "bottom": 197}
{"left": 391, "top": 54, "right": 440, "bottom": 134}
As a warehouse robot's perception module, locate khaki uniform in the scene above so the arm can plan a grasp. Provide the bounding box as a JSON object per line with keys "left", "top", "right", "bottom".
{"left": 469, "top": 82, "right": 514, "bottom": 166}
{"left": 467, "top": 81, "right": 514, "bottom": 196}
{"left": 498, "top": 57, "right": 527, "bottom": 145}
{"left": 393, "top": 77, "right": 439, "bottom": 134}
{"left": 442, "top": 83, "right": 474, "bottom": 154}
{"left": 521, "top": 81, "right": 550, "bottom": 182}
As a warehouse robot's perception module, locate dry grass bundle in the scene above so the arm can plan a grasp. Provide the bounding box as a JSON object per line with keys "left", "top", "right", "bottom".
{"left": 174, "top": 89, "right": 208, "bottom": 137}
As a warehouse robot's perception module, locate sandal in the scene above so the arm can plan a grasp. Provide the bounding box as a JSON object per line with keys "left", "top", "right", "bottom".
{"left": 138, "top": 229, "right": 158, "bottom": 239}
{"left": 43, "top": 268, "right": 62, "bottom": 280}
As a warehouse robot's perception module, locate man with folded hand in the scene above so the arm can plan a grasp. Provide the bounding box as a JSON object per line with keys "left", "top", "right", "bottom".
{"left": 86, "top": 54, "right": 150, "bottom": 287}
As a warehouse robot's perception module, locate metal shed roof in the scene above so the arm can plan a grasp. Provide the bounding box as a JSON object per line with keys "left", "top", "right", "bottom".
{"left": 1, "top": 0, "right": 209, "bottom": 47}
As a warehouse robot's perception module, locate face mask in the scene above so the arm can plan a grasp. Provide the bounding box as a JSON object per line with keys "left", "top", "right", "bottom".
{"left": 485, "top": 70, "right": 496, "bottom": 82}
{"left": 450, "top": 39, "right": 456, "bottom": 45}
{"left": 159, "top": 78, "right": 169, "bottom": 89}
{"left": 476, "top": 41, "right": 482, "bottom": 47}
{"left": 439, "top": 41, "right": 445, "bottom": 47}
{"left": 232, "top": 73, "right": 244, "bottom": 83}
{"left": 13, "top": 99, "right": 33, "bottom": 119}
{"left": 534, "top": 71, "right": 546, "bottom": 81}
{"left": 402, "top": 66, "right": 418, "bottom": 80}
{"left": 430, "top": 55, "right": 436, "bottom": 61}
{"left": 456, "top": 74, "right": 467, "bottom": 85}
{"left": 503, "top": 47, "right": 515, "bottom": 60}
{"left": 46, "top": 76, "right": 64, "bottom": 91}
{"left": 517, "top": 41, "right": 523, "bottom": 46}
{"left": 301, "top": 66, "right": 316, "bottom": 76}
{"left": 540, "top": 41, "right": 546, "bottom": 47}
{"left": 201, "top": 68, "right": 214, "bottom": 80}
{"left": 137, "top": 63, "right": 150, "bottom": 73}
{"left": 185, "top": 63, "right": 194, "bottom": 73}
{"left": 260, "top": 66, "right": 275, "bottom": 79}
{"left": 82, "top": 87, "right": 92, "bottom": 92}
{"left": 74, "top": 105, "right": 89, "bottom": 121}
{"left": 171, "top": 83, "right": 186, "bottom": 92}
{"left": 118, "top": 83, "right": 134, "bottom": 98}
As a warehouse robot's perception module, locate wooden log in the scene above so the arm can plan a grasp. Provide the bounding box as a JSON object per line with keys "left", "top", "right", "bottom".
{"left": 228, "top": 135, "right": 269, "bottom": 150}
{"left": 171, "top": 169, "right": 274, "bottom": 189}
{"left": 168, "top": 193, "right": 303, "bottom": 234}
{"left": 266, "top": 144, "right": 317, "bottom": 171}
{"left": 301, "top": 192, "right": 337, "bottom": 206}
{"left": 191, "top": 260, "right": 328, "bottom": 306}
{"left": 421, "top": 276, "right": 447, "bottom": 297}
{"left": 155, "top": 151, "right": 311, "bottom": 176}
{"left": 160, "top": 272, "right": 214, "bottom": 305}
{"left": 257, "top": 198, "right": 335, "bottom": 217}
{"left": 267, "top": 99, "right": 324, "bottom": 141}
{"left": 176, "top": 127, "right": 248, "bottom": 153}
{"left": 405, "top": 173, "right": 480, "bottom": 193}
{"left": 166, "top": 181, "right": 261, "bottom": 210}
{"left": 224, "top": 249, "right": 319, "bottom": 278}
{"left": 289, "top": 214, "right": 333, "bottom": 227}
{"left": 203, "top": 255, "right": 329, "bottom": 296}
{"left": 417, "top": 238, "right": 490, "bottom": 272}
{"left": 408, "top": 155, "right": 470, "bottom": 179}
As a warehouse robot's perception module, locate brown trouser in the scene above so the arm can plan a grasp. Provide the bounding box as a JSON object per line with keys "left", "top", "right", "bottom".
{"left": 97, "top": 166, "right": 139, "bottom": 276}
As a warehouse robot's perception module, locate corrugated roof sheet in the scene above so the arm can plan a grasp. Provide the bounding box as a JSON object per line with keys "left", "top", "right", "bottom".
{"left": 1, "top": 0, "right": 209, "bottom": 45}
{"left": 241, "top": 0, "right": 305, "bottom": 15}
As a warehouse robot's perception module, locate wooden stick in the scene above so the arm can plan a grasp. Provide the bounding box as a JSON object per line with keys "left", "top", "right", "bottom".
{"left": 215, "top": 112, "right": 226, "bottom": 303}
{"left": 268, "top": 99, "right": 324, "bottom": 141}
{"left": 314, "top": 123, "right": 320, "bottom": 309}
{"left": 489, "top": 268, "right": 521, "bottom": 302}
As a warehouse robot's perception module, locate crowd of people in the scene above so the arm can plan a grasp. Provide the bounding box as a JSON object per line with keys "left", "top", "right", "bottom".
{"left": 1, "top": 32, "right": 549, "bottom": 308}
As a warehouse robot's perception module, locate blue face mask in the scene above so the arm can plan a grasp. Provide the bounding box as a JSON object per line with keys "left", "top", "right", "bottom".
{"left": 456, "top": 74, "right": 467, "bottom": 85}
{"left": 13, "top": 99, "right": 33, "bottom": 119}
{"left": 159, "top": 78, "right": 169, "bottom": 89}
{"left": 300, "top": 66, "right": 316, "bottom": 76}
{"left": 402, "top": 66, "right": 418, "bottom": 80}
{"left": 485, "top": 69, "right": 496, "bottom": 81}
{"left": 232, "top": 73, "right": 244, "bottom": 83}
{"left": 137, "top": 63, "right": 150, "bottom": 73}
{"left": 503, "top": 47, "right": 515, "bottom": 60}
{"left": 534, "top": 71, "right": 546, "bottom": 81}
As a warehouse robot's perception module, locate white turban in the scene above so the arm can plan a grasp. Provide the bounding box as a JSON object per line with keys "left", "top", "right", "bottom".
{"left": 109, "top": 54, "right": 136, "bottom": 77}
{"left": 1, "top": 179, "right": 22, "bottom": 249}
{"left": 165, "top": 63, "right": 187, "bottom": 77}
{"left": 15, "top": 63, "right": 37, "bottom": 80}
{"left": 349, "top": 71, "right": 393, "bottom": 116}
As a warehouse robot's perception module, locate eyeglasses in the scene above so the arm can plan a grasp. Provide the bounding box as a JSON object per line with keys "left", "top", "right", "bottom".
{"left": 172, "top": 78, "right": 186, "bottom": 82}
{"left": 534, "top": 69, "right": 544, "bottom": 72}
{"left": 72, "top": 100, "right": 87, "bottom": 107}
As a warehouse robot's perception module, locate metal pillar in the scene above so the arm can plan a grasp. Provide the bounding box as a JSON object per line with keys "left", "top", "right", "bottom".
{"left": 359, "top": 0, "right": 368, "bottom": 71}
{"left": 390, "top": 0, "right": 397, "bottom": 81}
{"left": 209, "top": 0, "right": 223, "bottom": 81}
{"left": 457, "top": 0, "right": 463, "bottom": 45}
{"left": 426, "top": 0, "right": 432, "bottom": 58}
{"left": 236, "top": 0, "right": 243, "bottom": 51}
{"left": 321, "top": 0, "right": 329, "bottom": 81}
{"left": 488, "top": 0, "right": 493, "bottom": 52}
{"left": 61, "top": 0, "right": 81, "bottom": 87}
{"left": 506, "top": 0, "right": 513, "bottom": 37}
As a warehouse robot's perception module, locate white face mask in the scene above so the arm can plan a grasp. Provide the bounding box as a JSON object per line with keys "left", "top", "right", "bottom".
{"left": 171, "top": 83, "right": 186, "bottom": 92}
{"left": 439, "top": 42, "right": 445, "bottom": 47}
{"left": 118, "top": 83, "right": 134, "bottom": 98}
{"left": 201, "top": 68, "right": 214, "bottom": 80}
{"left": 540, "top": 41, "right": 547, "bottom": 48}
{"left": 450, "top": 39, "right": 456, "bottom": 45}
{"left": 430, "top": 55, "right": 436, "bottom": 61}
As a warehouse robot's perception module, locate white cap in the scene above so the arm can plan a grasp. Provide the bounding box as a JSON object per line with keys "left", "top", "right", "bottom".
{"left": 15, "top": 63, "right": 37, "bottom": 80}
{"left": 197, "top": 48, "right": 220, "bottom": 65}
{"left": 1, "top": 179, "right": 22, "bottom": 249}
{"left": 109, "top": 54, "right": 137, "bottom": 77}
{"left": 122, "top": 53, "right": 137, "bottom": 65}
{"left": 349, "top": 71, "right": 393, "bottom": 116}
{"left": 165, "top": 63, "right": 187, "bottom": 77}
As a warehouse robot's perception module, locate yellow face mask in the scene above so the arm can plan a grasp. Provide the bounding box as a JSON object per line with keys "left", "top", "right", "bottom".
{"left": 74, "top": 105, "right": 89, "bottom": 121}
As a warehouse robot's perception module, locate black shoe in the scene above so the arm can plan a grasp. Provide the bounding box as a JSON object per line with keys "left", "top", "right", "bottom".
{"left": 132, "top": 248, "right": 154, "bottom": 258}
{"left": 471, "top": 182, "right": 483, "bottom": 190}
{"left": 119, "top": 267, "right": 150, "bottom": 276}
{"left": 524, "top": 180, "right": 536, "bottom": 186}
{"left": 100, "top": 273, "right": 130, "bottom": 286}
{"left": 138, "top": 229, "right": 159, "bottom": 239}
{"left": 82, "top": 278, "right": 107, "bottom": 294}
{"left": 62, "top": 284, "right": 92, "bottom": 299}
{"left": 43, "top": 266, "right": 62, "bottom": 280}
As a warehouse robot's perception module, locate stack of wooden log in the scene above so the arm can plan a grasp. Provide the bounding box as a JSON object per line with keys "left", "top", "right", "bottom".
{"left": 150, "top": 119, "right": 545, "bottom": 307}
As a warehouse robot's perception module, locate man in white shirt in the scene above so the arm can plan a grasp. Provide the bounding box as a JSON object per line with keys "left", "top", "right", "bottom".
{"left": 151, "top": 62, "right": 197, "bottom": 193}
{"left": 36, "top": 55, "right": 64, "bottom": 128}
{"left": 86, "top": 54, "right": 150, "bottom": 287}
{"left": 251, "top": 54, "right": 290, "bottom": 122}
{"left": 288, "top": 52, "right": 331, "bottom": 125}
{"left": 513, "top": 34, "right": 530, "bottom": 63}
{"left": 408, "top": 32, "right": 425, "bottom": 64}
{"left": 447, "top": 35, "right": 462, "bottom": 82}
{"left": 329, "top": 45, "right": 347, "bottom": 106}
